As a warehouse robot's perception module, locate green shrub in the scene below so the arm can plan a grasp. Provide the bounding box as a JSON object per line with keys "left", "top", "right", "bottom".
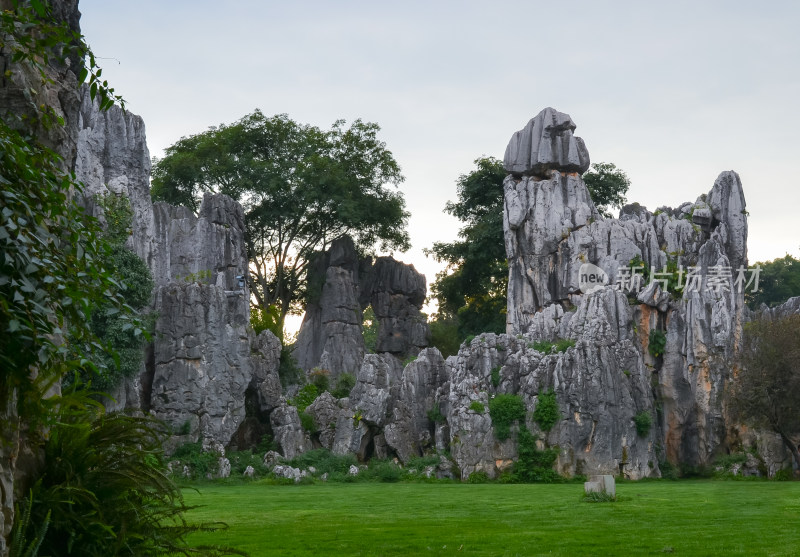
{"left": 290, "top": 384, "right": 319, "bottom": 413}
{"left": 226, "top": 450, "right": 269, "bottom": 477}
{"left": 513, "top": 426, "right": 559, "bottom": 483}
{"left": 659, "top": 460, "right": 680, "bottom": 480}
{"left": 370, "top": 460, "right": 403, "bottom": 483}
{"left": 278, "top": 346, "right": 304, "bottom": 387}
{"left": 10, "top": 392, "right": 239, "bottom": 555}
{"left": 469, "top": 401, "right": 485, "bottom": 413}
{"left": 427, "top": 405, "right": 445, "bottom": 423}
{"left": 406, "top": 454, "right": 441, "bottom": 469}
{"left": 463, "top": 334, "right": 476, "bottom": 346}
{"left": 300, "top": 412, "right": 317, "bottom": 433}
{"left": 467, "top": 470, "right": 490, "bottom": 484}
{"left": 648, "top": 329, "right": 667, "bottom": 358}
{"left": 530, "top": 338, "right": 575, "bottom": 354}
{"left": 289, "top": 449, "right": 357, "bottom": 476}
{"left": 172, "top": 442, "right": 219, "bottom": 479}
{"left": 489, "top": 394, "right": 526, "bottom": 440}
{"left": 633, "top": 411, "right": 653, "bottom": 437}
{"left": 714, "top": 453, "right": 747, "bottom": 470}
{"left": 774, "top": 468, "right": 794, "bottom": 481}
{"left": 533, "top": 390, "right": 560, "bottom": 432}
{"left": 582, "top": 491, "right": 617, "bottom": 503}
{"left": 332, "top": 372, "right": 356, "bottom": 398}
{"left": 490, "top": 366, "right": 501, "bottom": 388}
{"left": 309, "top": 367, "right": 330, "bottom": 393}
{"left": 251, "top": 303, "right": 281, "bottom": 338}
{"left": 255, "top": 434, "right": 276, "bottom": 455}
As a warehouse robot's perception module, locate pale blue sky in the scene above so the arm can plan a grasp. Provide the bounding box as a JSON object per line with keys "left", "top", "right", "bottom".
{"left": 81, "top": 0, "right": 800, "bottom": 317}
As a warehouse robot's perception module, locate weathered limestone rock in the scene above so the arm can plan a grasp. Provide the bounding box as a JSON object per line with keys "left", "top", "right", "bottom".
{"left": 75, "top": 86, "right": 154, "bottom": 266}
{"left": 150, "top": 283, "right": 250, "bottom": 449}
{"left": 295, "top": 236, "right": 430, "bottom": 376}
{"left": 504, "top": 107, "right": 590, "bottom": 176}
{"left": 250, "top": 330, "right": 282, "bottom": 414}
{"left": 306, "top": 392, "right": 341, "bottom": 450}
{"left": 368, "top": 257, "right": 430, "bottom": 356}
{"left": 270, "top": 402, "right": 308, "bottom": 459}
{"left": 151, "top": 193, "right": 248, "bottom": 290}
{"left": 384, "top": 348, "right": 448, "bottom": 462}
{"left": 350, "top": 354, "right": 402, "bottom": 427}
{"left": 584, "top": 475, "right": 616, "bottom": 497}
{"left": 294, "top": 236, "right": 365, "bottom": 379}
{"left": 445, "top": 289, "right": 659, "bottom": 481}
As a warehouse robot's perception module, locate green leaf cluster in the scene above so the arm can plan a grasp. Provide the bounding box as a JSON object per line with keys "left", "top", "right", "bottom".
{"left": 746, "top": 254, "right": 800, "bottom": 309}
{"left": 427, "top": 157, "right": 508, "bottom": 342}
{"left": 11, "top": 392, "right": 243, "bottom": 555}
{"left": 151, "top": 110, "right": 409, "bottom": 335}
{"left": 512, "top": 426, "right": 559, "bottom": 483}
{"left": 533, "top": 390, "right": 560, "bottom": 432}
{"left": 582, "top": 162, "right": 631, "bottom": 218}
{"left": 634, "top": 411, "right": 653, "bottom": 437}
{"left": 648, "top": 329, "right": 667, "bottom": 358}
{"left": 489, "top": 394, "right": 526, "bottom": 440}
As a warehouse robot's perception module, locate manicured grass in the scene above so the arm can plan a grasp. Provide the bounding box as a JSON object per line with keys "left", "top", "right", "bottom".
{"left": 183, "top": 481, "right": 800, "bottom": 556}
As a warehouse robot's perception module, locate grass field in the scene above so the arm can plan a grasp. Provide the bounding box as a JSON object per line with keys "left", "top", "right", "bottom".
{"left": 183, "top": 481, "right": 800, "bottom": 556}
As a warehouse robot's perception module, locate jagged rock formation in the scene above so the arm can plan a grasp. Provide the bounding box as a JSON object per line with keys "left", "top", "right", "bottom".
{"left": 75, "top": 87, "right": 154, "bottom": 265}
{"left": 498, "top": 108, "right": 768, "bottom": 474}
{"left": 294, "top": 236, "right": 366, "bottom": 378}
{"left": 150, "top": 282, "right": 251, "bottom": 450}
{"left": 504, "top": 107, "right": 590, "bottom": 177}
{"left": 295, "top": 236, "right": 430, "bottom": 377}
{"left": 368, "top": 257, "right": 430, "bottom": 355}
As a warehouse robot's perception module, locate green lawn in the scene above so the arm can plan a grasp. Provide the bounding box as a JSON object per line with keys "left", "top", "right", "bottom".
{"left": 183, "top": 481, "right": 800, "bottom": 556}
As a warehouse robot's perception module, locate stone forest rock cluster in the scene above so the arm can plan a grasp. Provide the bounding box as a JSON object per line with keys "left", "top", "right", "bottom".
{"left": 67, "top": 101, "right": 798, "bottom": 481}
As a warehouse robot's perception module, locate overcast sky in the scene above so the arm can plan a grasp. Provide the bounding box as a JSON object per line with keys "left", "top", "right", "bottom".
{"left": 81, "top": 0, "right": 800, "bottom": 324}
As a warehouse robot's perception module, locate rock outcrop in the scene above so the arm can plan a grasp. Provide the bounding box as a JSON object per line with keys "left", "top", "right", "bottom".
{"left": 294, "top": 236, "right": 366, "bottom": 379}
{"left": 295, "top": 236, "right": 430, "bottom": 377}
{"left": 150, "top": 282, "right": 251, "bottom": 449}
{"left": 368, "top": 257, "right": 430, "bottom": 356}
{"left": 499, "top": 108, "right": 760, "bottom": 474}
{"left": 504, "top": 107, "right": 590, "bottom": 177}
{"left": 75, "top": 88, "right": 154, "bottom": 266}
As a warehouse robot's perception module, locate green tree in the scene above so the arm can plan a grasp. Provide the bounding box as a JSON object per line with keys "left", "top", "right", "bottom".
{"left": 746, "top": 254, "right": 800, "bottom": 309}
{"left": 152, "top": 111, "right": 409, "bottom": 334}
{"left": 732, "top": 313, "right": 800, "bottom": 471}
{"left": 427, "top": 157, "right": 508, "bottom": 341}
{"left": 582, "top": 162, "right": 631, "bottom": 218}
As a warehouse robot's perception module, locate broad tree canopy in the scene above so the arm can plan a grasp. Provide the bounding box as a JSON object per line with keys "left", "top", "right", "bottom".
{"left": 152, "top": 111, "right": 410, "bottom": 331}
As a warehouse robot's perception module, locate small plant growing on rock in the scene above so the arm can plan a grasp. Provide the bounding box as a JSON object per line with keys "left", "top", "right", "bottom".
{"left": 533, "top": 390, "right": 560, "bottom": 432}
{"left": 332, "top": 372, "right": 356, "bottom": 398}
{"left": 648, "top": 329, "right": 667, "bottom": 358}
{"left": 490, "top": 366, "right": 501, "bottom": 388}
{"left": 469, "top": 401, "right": 485, "bottom": 413}
{"left": 634, "top": 410, "right": 653, "bottom": 437}
{"left": 489, "top": 394, "right": 526, "bottom": 440}
{"left": 427, "top": 405, "right": 445, "bottom": 423}
{"left": 290, "top": 384, "right": 319, "bottom": 413}
{"left": 309, "top": 367, "right": 330, "bottom": 393}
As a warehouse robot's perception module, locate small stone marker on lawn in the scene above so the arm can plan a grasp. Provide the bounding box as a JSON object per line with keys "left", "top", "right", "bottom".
{"left": 584, "top": 475, "right": 615, "bottom": 497}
